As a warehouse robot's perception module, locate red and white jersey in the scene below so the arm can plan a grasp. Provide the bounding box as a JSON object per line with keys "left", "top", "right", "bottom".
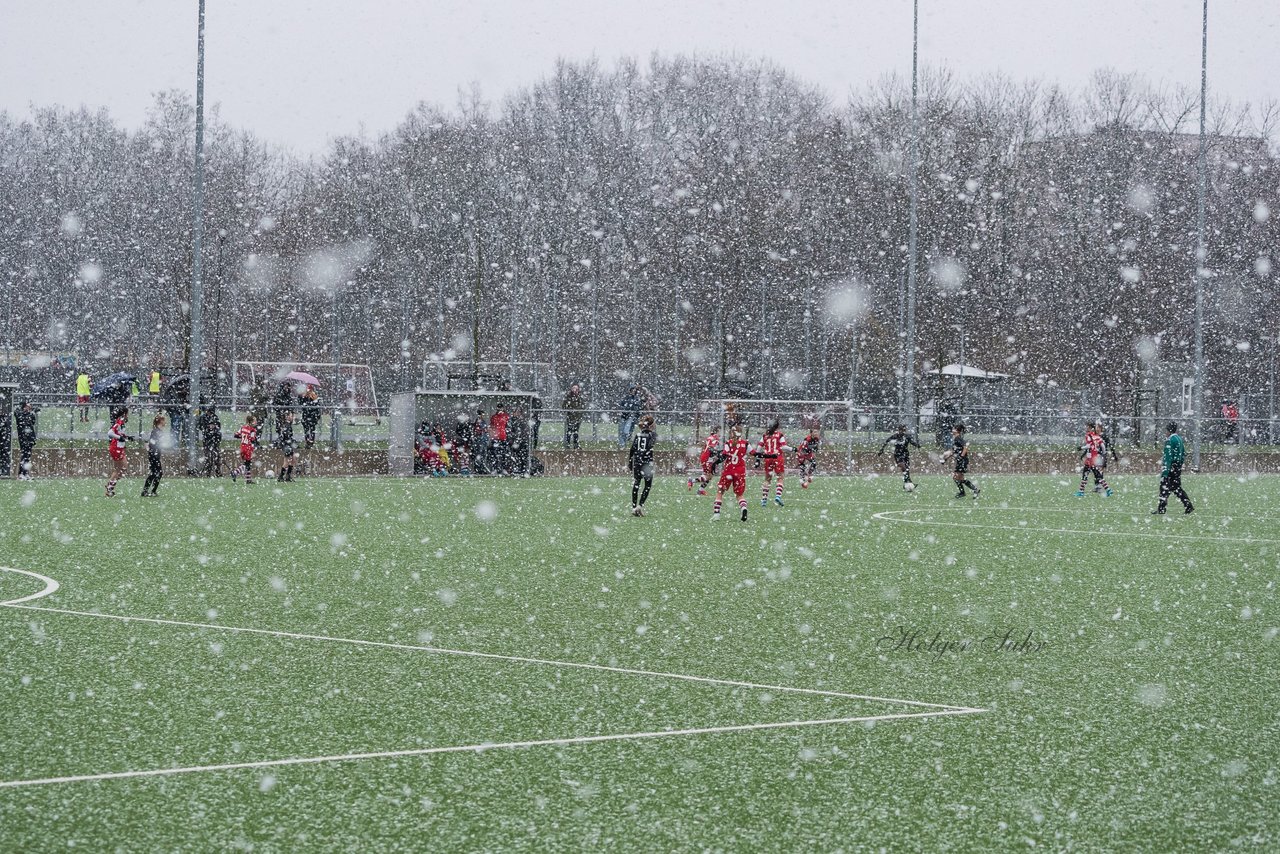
{"left": 720, "top": 438, "right": 750, "bottom": 474}
{"left": 237, "top": 424, "right": 258, "bottom": 452}
{"left": 700, "top": 432, "right": 721, "bottom": 460}
{"left": 108, "top": 419, "right": 129, "bottom": 454}
{"left": 1082, "top": 431, "right": 1105, "bottom": 467}
{"left": 796, "top": 434, "right": 819, "bottom": 460}
{"left": 755, "top": 432, "right": 788, "bottom": 457}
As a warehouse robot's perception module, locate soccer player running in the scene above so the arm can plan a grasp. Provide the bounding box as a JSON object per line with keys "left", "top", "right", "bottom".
{"left": 796, "top": 426, "right": 820, "bottom": 488}
{"left": 141, "top": 414, "right": 166, "bottom": 497}
{"left": 688, "top": 426, "right": 721, "bottom": 495}
{"left": 105, "top": 407, "right": 135, "bottom": 497}
{"left": 1076, "top": 421, "right": 1113, "bottom": 497}
{"left": 942, "top": 422, "right": 980, "bottom": 500}
{"left": 231, "top": 414, "right": 259, "bottom": 484}
{"left": 628, "top": 414, "right": 658, "bottom": 516}
{"left": 713, "top": 426, "right": 751, "bottom": 522}
{"left": 878, "top": 423, "right": 921, "bottom": 490}
{"left": 753, "top": 420, "right": 788, "bottom": 507}
{"left": 1153, "top": 421, "right": 1194, "bottom": 515}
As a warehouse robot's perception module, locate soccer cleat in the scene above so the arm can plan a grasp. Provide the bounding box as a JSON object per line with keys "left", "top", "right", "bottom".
{"left": 712, "top": 512, "right": 721, "bottom": 521}
{"left": 761, "top": 498, "right": 768, "bottom": 507}
{"left": 687, "top": 478, "right": 693, "bottom": 490}
{"left": 1075, "top": 490, "right": 1085, "bottom": 497}
{"left": 954, "top": 493, "right": 966, "bottom": 500}
{"left": 1151, "top": 508, "right": 1166, "bottom": 515}
{"left": 1104, "top": 489, "right": 1113, "bottom": 497}
{"left": 1184, "top": 506, "right": 1194, "bottom": 514}
{"left": 697, "top": 488, "right": 707, "bottom": 496}
{"left": 972, "top": 487, "right": 981, "bottom": 499}
{"left": 801, "top": 481, "right": 808, "bottom": 489}
{"left": 774, "top": 496, "right": 784, "bottom": 507}
{"left": 741, "top": 506, "right": 749, "bottom": 522}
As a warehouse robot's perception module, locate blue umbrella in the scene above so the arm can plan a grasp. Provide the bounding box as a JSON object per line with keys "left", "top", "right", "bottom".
{"left": 91, "top": 372, "right": 136, "bottom": 398}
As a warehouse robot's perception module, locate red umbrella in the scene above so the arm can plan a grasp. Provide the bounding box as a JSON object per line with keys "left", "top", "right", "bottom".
{"left": 286, "top": 370, "right": 322, "bottom": 386}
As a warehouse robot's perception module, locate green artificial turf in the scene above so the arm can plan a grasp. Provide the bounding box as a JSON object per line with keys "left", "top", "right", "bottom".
{"left": 0, "top": 472, "right": 1276, "bottom": 851}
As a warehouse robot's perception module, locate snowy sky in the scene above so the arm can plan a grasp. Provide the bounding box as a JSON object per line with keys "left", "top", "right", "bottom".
{"left": 2, "top": 0, "right": 1276, "bottom": 154}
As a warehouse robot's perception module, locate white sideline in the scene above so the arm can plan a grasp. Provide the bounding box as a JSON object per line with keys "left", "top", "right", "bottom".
{"left": 0, "top": 708, "right": 983, "bottom": 790}
{"left": 870, "top": 508, "right": 1280, "bottom": 545}
{"left": 2, "top": 602, "right": 982, "bottom": 713}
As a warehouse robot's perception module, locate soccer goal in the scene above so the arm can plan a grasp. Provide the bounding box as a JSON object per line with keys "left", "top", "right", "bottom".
{"left": 388, "top": 390, "right": 543, "bottom": 477}
{"left": 232, "top": 361, "right": 379, "bottom": 416}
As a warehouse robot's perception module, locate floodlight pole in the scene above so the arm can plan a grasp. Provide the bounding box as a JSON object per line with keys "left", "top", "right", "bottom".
{"left": 331, "top": 289, "right": 342, "bottom": 451}
{"left": 902, "top": 0, "right": 921, "bottom": 431}
{"left": 186, "top": 0, "right": 208, "bottom": 473}
{"left": 1192, "top": 0, "right": 1208, "bottom": 470}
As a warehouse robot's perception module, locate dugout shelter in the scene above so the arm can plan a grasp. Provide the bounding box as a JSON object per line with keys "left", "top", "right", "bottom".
{"left": 389, "top": 390, "right": 542, "bottom": 477}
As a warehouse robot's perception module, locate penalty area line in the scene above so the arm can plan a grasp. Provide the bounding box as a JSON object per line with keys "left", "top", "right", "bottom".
{"left": 0, "top": 708, "right": 984, "bottom": 790}
{"left": 0, "top": 603, "right": 984, "bottom": 714}
{"left": 870, "top": 509, "right": 1280, "bottom": 545}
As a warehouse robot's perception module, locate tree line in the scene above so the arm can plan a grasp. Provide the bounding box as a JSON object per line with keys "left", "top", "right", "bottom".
{"left": 1, "top": 56, "right": 1275, "bottom": 412}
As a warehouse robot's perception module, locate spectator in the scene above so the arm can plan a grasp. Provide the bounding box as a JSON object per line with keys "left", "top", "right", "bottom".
{"left": 1222, "top": 399, "right": 1240, "bottom": 444}
{"left": 472, "top": 409, "right": 490, "bottom": 473}
{"left": 14, "top": 400, "right": 38, "bottom": 480}
{"left": 75, "top": 371, "right": 91, "bottom": 422}
{"left": 617, "top": 384, "right": 644, "bottom": 448}
{"left": 529, "top": 396, "right": 542, "bottom": 449}
{"left": 299, "top": 385, "right": 321, "bottom": 449}
{"left": 249, "top": 379, "right": 270, "bottom": 430}
{"left": 197, "top": 402, "right": 223, "bottom": 477}
{"left": 509, "top": 406, "right": 529, "bottom": 474}
{"left": 563, "top": 383, "right": 585, "bottom": 449}
{"left": 149, "top": 369, "right": 162, "bottom": 397}
{"left": 490, "top": 404, "right": 511, "bottom": 474}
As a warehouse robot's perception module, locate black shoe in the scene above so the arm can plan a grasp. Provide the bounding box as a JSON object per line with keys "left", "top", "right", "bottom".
{"left": 1151, "top": 508, "right": 1166, "bottom": 515}
{"left": 1184, "top": 506, "right": 1194, "bottom": 514}
{"left": 954, "top": 493, "right": 966, "bottom": 500}
{"left": 740, "top": 506, "right": 748, "bottom": 522}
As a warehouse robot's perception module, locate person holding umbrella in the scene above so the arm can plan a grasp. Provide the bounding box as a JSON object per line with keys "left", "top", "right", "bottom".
{"left": 299, "top": 385, "right": 321, "bottom": 451}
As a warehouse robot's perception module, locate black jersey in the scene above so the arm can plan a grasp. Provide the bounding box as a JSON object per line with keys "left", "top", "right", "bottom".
{"left": 278, "top": 420, "right": 297, "bottom": 451}
{"left": 13, "top": 409, "right": 37, "bottom": 444}
{"left": 881, "top": 432, "right": 920, "bottom": 460}
{"left": 951, "top": 434, "right": 970, "bottom": 471}
{"left": 629, "top": 429, "right": 657, "bottom": 469}
{"left": 146, "top": 428, "right": 164, "bottom": 460}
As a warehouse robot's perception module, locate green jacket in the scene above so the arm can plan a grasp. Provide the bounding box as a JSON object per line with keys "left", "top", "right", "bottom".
{"left": 1162, "top": 433, "right": 1185, "bottom": 475}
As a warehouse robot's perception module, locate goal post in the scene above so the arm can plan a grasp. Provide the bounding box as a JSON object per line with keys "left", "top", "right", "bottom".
{"left": 231, "top": 361, "right": 379, "bottom": 416}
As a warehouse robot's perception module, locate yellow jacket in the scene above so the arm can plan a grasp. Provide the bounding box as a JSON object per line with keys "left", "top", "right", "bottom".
{"left": 149, "top": 371, "right": 161, "bottom": 393}
{"left": 76, "top": 374, "right": 91, "bottom": 396}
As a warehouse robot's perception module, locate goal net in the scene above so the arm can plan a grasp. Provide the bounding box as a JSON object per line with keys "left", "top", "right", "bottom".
{"left": 421, "top": 360, "right": 554, "bottom": 397}
{"left": 232, "top": 361, "right": 379, "bottom": 416}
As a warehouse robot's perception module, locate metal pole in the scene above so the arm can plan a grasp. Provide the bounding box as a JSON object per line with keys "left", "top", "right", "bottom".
{"left": 902, "top": 0, "right": 920, "bottom": 430}
{"left": 330, "top": 289, "right": 342, "bottom": 450}
{"left": 186, "top": 0, "right": 208, "bottom": 473}
{"left": 1192, "top": 0, "right": 1208, "bottom": 470}
{"left": 1269, "top": 335, "right": 1276, "bottom": 444}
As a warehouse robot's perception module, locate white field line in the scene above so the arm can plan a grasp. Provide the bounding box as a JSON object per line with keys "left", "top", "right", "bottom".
{"left": 1, "top": 603, "right": 983, "bottom": 714}
{"left": 0, "top": 567, "right": 60, "bottom": 606}
{"left": 870, "top": 508, "right": 1280, "bottom": 545}
{"left": 0, "top": 708, "right": 983, "bottom": 790}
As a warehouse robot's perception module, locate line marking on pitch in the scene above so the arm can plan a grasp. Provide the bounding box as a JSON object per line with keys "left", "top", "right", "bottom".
{"left": 4, "top": 601, "right": 980, "bottom": 713}
{"left": 870, "top": 508, "right": 1280, "bottom": 544}
{"left": 0, "top": 567, "right": 60, "bottom": 606}
{"left": 0, "top": 708, "right": 983, "bottom": 790}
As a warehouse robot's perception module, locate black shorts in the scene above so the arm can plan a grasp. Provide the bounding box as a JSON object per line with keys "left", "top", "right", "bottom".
{"left": 953, "top": 458, "right": 969, "bottom": 474}
{"left": 279, "top": 443, "right": 296, "bottom": 457}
